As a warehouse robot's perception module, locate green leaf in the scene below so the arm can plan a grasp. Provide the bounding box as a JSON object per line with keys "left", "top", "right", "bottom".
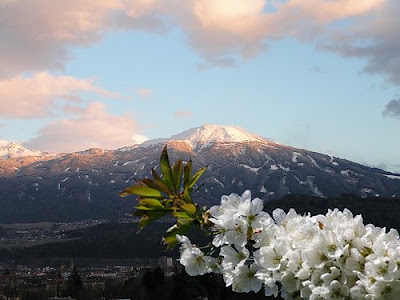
{"left": 194, "top": 183, "right": 205, "bottom": 193}
{"left": 177, "top": 217, "right": 194, "bottom": 226}
{"left": 151, "top": 169, "right": 170, "bottom": 194}
{"left": 138, "top": 178, "right": 165, "bottom": 193}
{"left": 172, "top": 211, "right": 193, "bottom": 220}
{"left": 138, "top": 211, "right": 169, "bottom": 232}
{"left": 180, "top": 203, "right": 197, "bottom": 215}
{"left": 163, "top": 224, "right": 191, "bottom": 249}
{"left": 136, "top": 199, "right": 167, "bottom": 211}
{"left": 172, "top": 159, "right": 183, "bottom": 192}
{"left": 120, "top": 185, "right": 163, "bottom": 199}
{"left": 183, "top": 159, "right": 192, "bottom": 187}
{"left": 160, "top": 146, "right": 176, "bottom": 192}
{"left": 183, "top": 184, "right": 192, "bottom": 203}
{"left": 132, "top": 210, "right": 146, "bottom": 217}
{"left": 189, "top": 166, "right": 207, "bottom": 190}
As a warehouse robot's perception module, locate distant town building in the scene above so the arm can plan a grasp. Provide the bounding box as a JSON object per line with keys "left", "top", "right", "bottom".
{"left": 157, "top": 256, "right": 173, "bottom": 269}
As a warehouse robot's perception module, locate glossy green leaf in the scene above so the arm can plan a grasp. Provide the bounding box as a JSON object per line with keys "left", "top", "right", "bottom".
{"left": 160, "top": 146, "right": 175, "bottom": 192}
{"left": 183, "top": 184, "right": 192, "bottom": 203}
{"left": 180, "top": 203, "right": 197, "bottom": 215}
{"left": 177, "top": 217, "right": 194, "bottom": 226}
{"left": 138, "top": 211, "right": 168, "bottom": 232}
{"left": 136, "top": 198, "right": 167, "bottom": 211}
{"left": 151, "top": 169, "right": 170, "bottom": 194}
{"left": 172, "top": 211, "right": 193, "bottom": 220}
{"left": 132, "top": 210, "right": 146, "bottom": 217}
{"left": 120, "top": 185, "right": 163, "bottom": 198}
{"left": 172, "top": 159, "right": 183, "bottom": 192}
{"left": 183, "top": 159, "right": 192, "bottom": 187}
{"left": 163, "top": 223, "right": 191, "bottom": 249}
{"left": 194, "top": 183, "right": 205, "bottom": 193}
{"left": 189, "top": 166, "right": 207, "bottom": 190}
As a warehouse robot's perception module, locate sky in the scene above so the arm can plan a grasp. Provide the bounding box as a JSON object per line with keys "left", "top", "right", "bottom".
{"left": 0, "top": 0, "right": 399, "bottom": 173}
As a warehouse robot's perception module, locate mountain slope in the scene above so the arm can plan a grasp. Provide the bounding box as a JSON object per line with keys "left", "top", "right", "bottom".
{"left": 0, "top": 125, "right": 399, "bottom": 223}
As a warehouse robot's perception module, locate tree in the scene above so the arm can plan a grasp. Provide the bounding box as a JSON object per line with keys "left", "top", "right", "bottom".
{"left": 142, "top": 266, "right": 165, "bottom": 297}
{"left": 65, "top": 266, "right": 83, "bottom": 298}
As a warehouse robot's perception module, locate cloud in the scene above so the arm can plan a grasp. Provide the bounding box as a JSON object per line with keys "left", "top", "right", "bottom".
{"left": 0, "top": 0, "right": 166, "bottom": 78}
{"left": 383, "top": 98, "right": 400, "bottom": 119}
{"left": 25, "top": 102, "right": 147, "bottom": 152}
{"left": 131, "top": 133, "right": 149, "bottom": 144}
{"left": 0, "top": 72, "right": 120, "bottom": 118}
{"left": 179, "top": 0, "right": 384, "bottom": 64}
{"left": 2, "top": 0, "right": 399, "bottom": 86}
{"left": 0, "top": 1, "right": 117, "bottom": 77}
{"left": 134, "top": 88, "right": 152, "bottom": 98}
{"left": 174, "top": 110, "right": 193, "bottom": 118}
{"left": 318, "top": 1, "right": 400, "bottom": 85}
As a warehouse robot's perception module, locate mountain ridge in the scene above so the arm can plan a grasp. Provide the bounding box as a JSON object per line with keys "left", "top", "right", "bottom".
{"left": 0, "top": 125, "right": 399, "bottom": 223}
{"left": 1, "top": 124, "right": 399, "bottom": 175}
{"left": 141, "top": 124, "right": 266, "bottom": 149}
{"left": 0, "top": 141, "right": 49, "bottom": 159}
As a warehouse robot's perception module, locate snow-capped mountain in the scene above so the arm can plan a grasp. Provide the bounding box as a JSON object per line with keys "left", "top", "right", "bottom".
{"left": 0, "top": 125, "right": 399, "bottom": 223}
{"left": 141, "top": 124, "right": 265, "bottom": 149}
{"left": 0, "top": 141, "right": 46, "bottom": 159}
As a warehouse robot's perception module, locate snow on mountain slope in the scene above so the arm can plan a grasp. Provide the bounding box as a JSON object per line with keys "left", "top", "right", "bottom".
{"left": 0, "top": 141, "right": 46, "bottom": 159}
{"left": 141, "top": 124, "right": 265, "bottom": 149}
{"left": 1, "top": 125, "right": 400, "bottom": 223}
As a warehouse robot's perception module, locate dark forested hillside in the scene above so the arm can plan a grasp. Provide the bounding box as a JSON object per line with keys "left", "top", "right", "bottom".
{"left": 1, "top": 194, "right": 399, "bottom": 265}
{"left": 264, "top": 194, "right": 400, "bottom": 230}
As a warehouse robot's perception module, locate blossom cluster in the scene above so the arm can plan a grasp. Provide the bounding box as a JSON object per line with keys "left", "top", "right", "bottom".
{"left": 177, "top": 191, "right": 400, "bottom": 299}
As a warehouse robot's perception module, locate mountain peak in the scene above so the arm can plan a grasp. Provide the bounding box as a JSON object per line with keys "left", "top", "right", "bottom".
{"left": 0, "top": 141, "right": 46, "bottom": 159}
{"left": 141, "top": 124, "right": 265, "bottom": 148}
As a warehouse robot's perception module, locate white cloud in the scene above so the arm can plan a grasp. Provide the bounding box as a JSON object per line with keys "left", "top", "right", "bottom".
{"left": 0, "top": 0, "right": 119, "bottom": 77}
{"left": 1, "top": 0, "right": 399, "bottom": 86}
{"left": 319, "top": 0, "right": 400, "bottom": 85}
{"left": 0, "top": 72, "right": 120, "bottom": 118}
{"left": 25, "top": 102, "right": 147, "bottom": 152}
{"left": 131, "top": 133, "right": 149, "bottom": 144}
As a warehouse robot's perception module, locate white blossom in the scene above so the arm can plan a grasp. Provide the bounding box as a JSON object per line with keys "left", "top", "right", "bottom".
{"left": 230, "top": 264, "right": 263, "bottom": 293}
{"left": 220, "top": 245, "right": 249, "bottom": 271}
{"left": 176, "top": 191, "right": 400, "bottom": 299}
{"left": 176, "top": 235, "right": 214, "bottom": 276}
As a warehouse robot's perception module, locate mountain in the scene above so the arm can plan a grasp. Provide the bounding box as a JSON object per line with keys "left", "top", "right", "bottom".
{"left": 0, "top": 125, "right": 399, "bottom": 223}
{"left": 141, "top": 124, "right": 264, "bottom": 148}
{"left": 0, "top": 141, "right": 58, "bottom": 176}
{"left": 0, "top": 141, "right": 47, "bottom": 159}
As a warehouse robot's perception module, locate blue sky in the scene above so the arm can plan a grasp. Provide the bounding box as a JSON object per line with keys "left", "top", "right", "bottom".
{"left": 0, "top": 0, "right": 399, "bottom": 173}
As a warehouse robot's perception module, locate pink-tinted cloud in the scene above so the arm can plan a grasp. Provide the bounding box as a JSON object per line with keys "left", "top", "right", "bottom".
{"left": 25, "top": 102, "right": 147, "bottom": 152}
{"left": 2, "top": 0, "right": 399, "bottom": 86}
{"left": 318, "top": 1, "right": 400, "bottom": 85}
{"left": 0, "top": 0, "right": 166, "bottom": 78}
{"left": 0, "top": 1, "right": 118, "bottom": 78}
{"left": 174, "top": 110, "right": 193, "bottom": 118}
{"left": 0, "top": 72, "right": 120, "bottom": 118}
{"left": 182, "top": 0, "right": 383, "bottom": 60}
{"left": 134, "top": 88, "right": 152, "bottom": 98}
